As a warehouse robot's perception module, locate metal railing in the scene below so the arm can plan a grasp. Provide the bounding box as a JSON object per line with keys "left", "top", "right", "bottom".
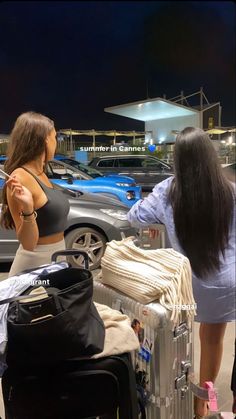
{"left": 136, "top": 224, "right": 170, "bottom": 249}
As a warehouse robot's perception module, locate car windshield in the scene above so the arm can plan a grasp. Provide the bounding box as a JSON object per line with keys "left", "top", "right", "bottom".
{"left": 146, "top": 157, "right": 172, "bottom": 169}
{"left": 60, "top": 159, "right": 103, "bottom": 178}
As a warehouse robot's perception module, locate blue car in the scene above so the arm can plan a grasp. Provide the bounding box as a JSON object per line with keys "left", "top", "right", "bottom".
{"left": 0, "top": 154, "right": 7, "bottom": 169}
{"left": 0, "top": 155, "right": 142, "bottom": 207}
{"left": 48, "top": 159, "right": 141, "bottom": 207}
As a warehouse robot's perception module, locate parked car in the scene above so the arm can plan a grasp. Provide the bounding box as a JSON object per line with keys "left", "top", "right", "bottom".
{"left": 0, "top": 155, "right": 7, "bottom": 170}
{"left": 0, "top": 175, "right": 137, "bottom": 270}
{"left": 47, "top": 159, "right": 141, "bottom": 207}
{"left": 222, "top": 162, "right": 236, "bottom": 183}
{"left": 88, "top": 154, "right": 173, "bottom": 191}
{"left": 0, "top": 156, "right": 142, "bottom": 208}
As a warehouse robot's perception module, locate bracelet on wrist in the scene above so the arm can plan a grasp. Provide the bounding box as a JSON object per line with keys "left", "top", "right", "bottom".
{"left": 20, "top": 210, "right": 37, "bottom": 222}
{"left": 20, "top": 209, "right": 35, "bottom": 217}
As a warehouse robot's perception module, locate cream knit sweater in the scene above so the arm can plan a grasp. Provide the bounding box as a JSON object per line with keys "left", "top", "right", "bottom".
{"left": 101, "top": 237, "right": 196, "bottom": 323}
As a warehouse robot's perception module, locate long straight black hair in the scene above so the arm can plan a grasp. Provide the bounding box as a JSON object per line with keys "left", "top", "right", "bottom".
{"left": 169, "top": 127, "right": 234, "bottom": 278}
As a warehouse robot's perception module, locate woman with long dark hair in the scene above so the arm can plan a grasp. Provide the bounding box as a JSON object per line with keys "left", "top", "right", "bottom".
{"left": 127, "top": 127, "right": 235, "bottom": 418}
{"left": 0, "top": 112, "right": 70, "bottom": 277}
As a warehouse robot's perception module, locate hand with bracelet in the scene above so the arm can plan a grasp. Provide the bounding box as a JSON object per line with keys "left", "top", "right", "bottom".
{"left": 1, "top": 111, "right": 68, "bottom": 277}
{"left": 6, "top": 175, "right": 36, "bottom": 221}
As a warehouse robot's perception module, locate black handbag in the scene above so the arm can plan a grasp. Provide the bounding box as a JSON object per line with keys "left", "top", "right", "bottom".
{"left": 1, "top": 250, "right": 105, "bottom": 366}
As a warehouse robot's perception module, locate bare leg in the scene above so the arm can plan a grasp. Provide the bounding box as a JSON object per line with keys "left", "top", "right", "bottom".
{"left": 195, "top": 322, "right": 227, "bottom": 417}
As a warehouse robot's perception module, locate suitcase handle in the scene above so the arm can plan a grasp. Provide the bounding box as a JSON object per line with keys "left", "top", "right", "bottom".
{"left": 51, "top": 250, "right": 89, "bottom": 269}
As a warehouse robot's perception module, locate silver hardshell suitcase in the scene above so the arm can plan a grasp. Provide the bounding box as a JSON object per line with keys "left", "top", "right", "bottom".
{"left": 93, "top": 282, "right": 194, "bottom": 419}
{"left": 93, "top": 225, "right": 194, "bottom": 419}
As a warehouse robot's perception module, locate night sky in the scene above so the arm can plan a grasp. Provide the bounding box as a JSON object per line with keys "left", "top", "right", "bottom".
{"left": 0, "top": 1, "right": 235, "bottom": 134}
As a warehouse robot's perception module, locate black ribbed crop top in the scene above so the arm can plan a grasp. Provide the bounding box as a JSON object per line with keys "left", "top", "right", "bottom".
{"left": 21, "top": 167, "right": 70, "bottom": 237}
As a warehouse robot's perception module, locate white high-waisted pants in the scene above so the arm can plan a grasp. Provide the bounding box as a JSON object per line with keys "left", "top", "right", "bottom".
{"left": 8, "top": 239, "right": 66, "bottom": 277}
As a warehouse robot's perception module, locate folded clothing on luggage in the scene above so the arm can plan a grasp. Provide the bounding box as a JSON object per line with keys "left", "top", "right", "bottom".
{"left": 101, "top": 237, "right": 196, "bottom": 323}
{"left": 92, "top": 302, "right": 140, "bottom": 358}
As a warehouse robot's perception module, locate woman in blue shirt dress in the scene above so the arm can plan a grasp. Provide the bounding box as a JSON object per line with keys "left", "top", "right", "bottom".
{"left": 127, "top": 127, "right": 235, "bottom": 418}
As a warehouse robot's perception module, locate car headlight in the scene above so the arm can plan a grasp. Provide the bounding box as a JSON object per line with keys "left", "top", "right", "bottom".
{"left": 116, "top": 182, "right": 131, "bottom": 187}
{"left": 100, "top": 209, "right": 128, "bottom": 220}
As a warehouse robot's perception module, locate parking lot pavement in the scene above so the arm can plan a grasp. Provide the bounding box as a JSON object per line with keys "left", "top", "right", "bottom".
{"left": 0, "top": 263, "right": 11, "bottom": 281}
{"left": 0, "top": 272, "right": 7, "bottom": 281}
{"left": 0, "top": 263, "right": 235, "bottom": 415}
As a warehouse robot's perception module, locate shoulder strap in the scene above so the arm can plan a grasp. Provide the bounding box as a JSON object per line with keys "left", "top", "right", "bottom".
{"left": 21, "top": 166, "right": 49, "bottom": 191}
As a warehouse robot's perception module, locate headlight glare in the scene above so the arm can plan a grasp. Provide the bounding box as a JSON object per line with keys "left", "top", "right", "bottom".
{"left": 116, "top": 182, "right": 130, "bottom": 187}
{"left": 100, "top": 209, "right": 128, "bottom": 220}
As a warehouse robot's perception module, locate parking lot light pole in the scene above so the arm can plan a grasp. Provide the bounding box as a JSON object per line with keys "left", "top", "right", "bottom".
{"left": 92, "top": 129, "right": 96, "bottom": 157}
{"left": 113, "top": 131, "right": 116, "bottom": 146}
{"left": 69, "top": 129, "right": 73, "bottom": 155}
{"left": 132, "top": 131, "right": 135, "bottom": 146}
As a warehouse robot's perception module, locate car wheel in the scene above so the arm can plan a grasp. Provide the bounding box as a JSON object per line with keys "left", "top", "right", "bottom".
{"left": 65, "top": 227, "right": 107, "bottom": 270}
